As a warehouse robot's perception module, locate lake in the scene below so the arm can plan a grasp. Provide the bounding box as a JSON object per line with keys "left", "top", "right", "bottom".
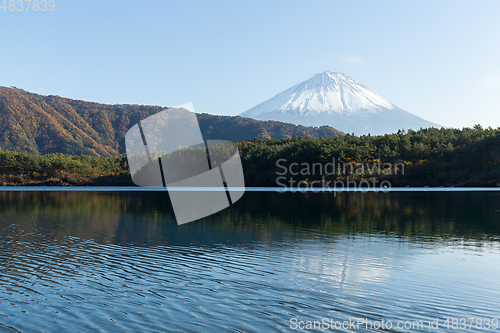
{"left": 1, "top": 189, "right": 500, "bottom": 332}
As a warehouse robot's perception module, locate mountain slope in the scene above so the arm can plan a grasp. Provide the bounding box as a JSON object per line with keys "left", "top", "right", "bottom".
{"left": 240, "top": 72, "right": 441, "bottom": 135}
{"left": 0, "top": 86, "right": 343, "bottom": 156}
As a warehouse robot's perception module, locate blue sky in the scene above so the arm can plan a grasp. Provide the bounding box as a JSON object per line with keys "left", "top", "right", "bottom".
{"left": 1, "top": 0, "right": 500, "bottom": 129}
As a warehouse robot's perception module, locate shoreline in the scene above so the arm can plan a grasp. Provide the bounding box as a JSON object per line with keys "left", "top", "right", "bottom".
{"left": 1, "top": 186, "right": 500, "bottom": 192}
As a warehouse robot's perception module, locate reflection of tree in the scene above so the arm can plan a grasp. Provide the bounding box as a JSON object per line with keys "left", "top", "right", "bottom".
{"left": 233, "top": 192, "right": 500, "bottom": 241}
{"left": 0, "top": 192, "right": 498, "bottom": 249}
{"left": 0, "top": 191, "right": 498, "bottom": 295}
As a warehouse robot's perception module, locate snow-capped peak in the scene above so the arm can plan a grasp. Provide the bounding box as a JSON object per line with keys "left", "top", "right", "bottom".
{"left": 239, "top": 72, "right": 441, "bottom": 135}
{"left": 241, "top": 71, "right": 394, "bottom": 118}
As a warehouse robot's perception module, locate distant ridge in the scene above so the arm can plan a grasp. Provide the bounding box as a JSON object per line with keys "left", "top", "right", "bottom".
{"left": 240, "top": 72, "right": 441, "bottom": 135}
{"left": 0, "top": 86, "right": 343, "bottom": 156}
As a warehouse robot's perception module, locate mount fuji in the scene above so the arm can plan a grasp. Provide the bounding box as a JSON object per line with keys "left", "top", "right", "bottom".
{"left": 239, "top": 72, "right": 441, "bottom": 135}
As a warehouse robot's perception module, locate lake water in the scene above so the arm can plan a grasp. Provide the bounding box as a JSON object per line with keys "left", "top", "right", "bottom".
{"left": 0, "top": 190, "right": 499, "bottom": 332}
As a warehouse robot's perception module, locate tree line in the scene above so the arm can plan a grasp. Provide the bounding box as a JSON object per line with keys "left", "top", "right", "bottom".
{"left": 0, "top": 126, "right": 499, "bottom": 187}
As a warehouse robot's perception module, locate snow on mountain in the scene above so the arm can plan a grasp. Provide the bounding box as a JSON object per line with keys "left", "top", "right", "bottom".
{"left": 239, "top": 72, "right": 441, "bottom": 135}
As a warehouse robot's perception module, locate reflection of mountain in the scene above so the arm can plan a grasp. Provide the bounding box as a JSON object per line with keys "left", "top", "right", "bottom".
{"left": 0, "top": 191, "right": 498, "bottom": 247}
{"left": 2, "top": 191, "right": 498, "bottom": 292}
{"left": 289, "top": 240, "right": 396, "bottom": 286}
{"left": 2, "top": 192, "right": 499, "bottom": 332}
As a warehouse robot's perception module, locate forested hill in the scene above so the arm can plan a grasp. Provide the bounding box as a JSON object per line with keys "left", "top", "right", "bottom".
{"left": 0, "top": 86, "right": 344, "bottom": 156}
{"left": 0, "top": 126, "right": 498, "bottom": 187}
